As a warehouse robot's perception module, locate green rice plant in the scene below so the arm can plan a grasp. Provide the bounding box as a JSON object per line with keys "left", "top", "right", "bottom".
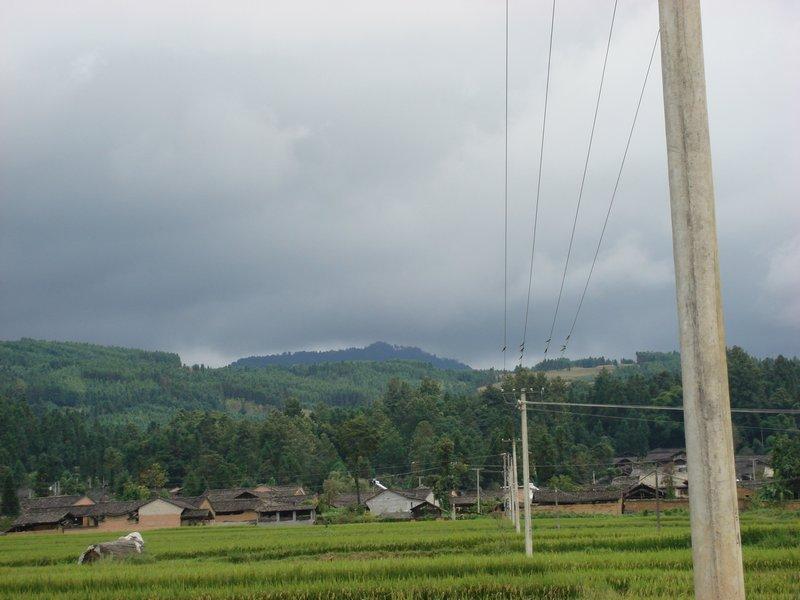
{"left": 0, "top": 512, "right": 797, "bottom": 599}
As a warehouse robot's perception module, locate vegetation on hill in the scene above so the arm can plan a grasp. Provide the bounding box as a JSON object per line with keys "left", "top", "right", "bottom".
{"left": 0, "top": 340, "right": 800, "bottom": 504}
{"left": 533, "top": 356, "right": 618, "bottom": 372}
{"left": 232, "top": 341, "right": 471, "bottom": 370}
{"left": 0, "top": 339, "right": 489, "bottom": 420}
{"left": 0, "top": 340, "right": 797, "bottom": 505}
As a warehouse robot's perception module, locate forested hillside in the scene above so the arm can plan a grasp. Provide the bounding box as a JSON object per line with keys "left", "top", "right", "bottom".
{"left": 233, "top": 341, "right": 471, "bottom": 370}
{"left": 0, "top": 339, "right": 490, "bottom": 421}
{"left": 0, "top": 340, "right": 797, "bottom": 502}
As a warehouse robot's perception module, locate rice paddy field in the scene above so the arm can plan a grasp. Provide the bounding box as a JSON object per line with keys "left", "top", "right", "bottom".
{"left": 1, "top": 511, "right": 798, "bottom": 599}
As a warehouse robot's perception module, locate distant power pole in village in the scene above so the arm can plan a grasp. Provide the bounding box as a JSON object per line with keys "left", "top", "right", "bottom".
{"left": 658, "top": 0, "right": 745, "bottom": 598}
{"left": 472, "top": 468, "right": 482, "bottom": 514}
{"left": 510, "top": 438, "right": 521, "bottom": 534}
{"left": 519, "top": 391, "right": 533, "bottom": 557}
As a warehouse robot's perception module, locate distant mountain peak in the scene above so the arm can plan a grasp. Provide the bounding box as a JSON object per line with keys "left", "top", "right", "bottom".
{"left": 231, "top": 342, "right": 471, "bottom": 370}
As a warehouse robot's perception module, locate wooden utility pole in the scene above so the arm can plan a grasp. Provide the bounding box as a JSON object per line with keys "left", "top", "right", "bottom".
{"left": 519, "top": 391, "right": 533, "bottom": 556}
{"left": 658, "top": 1, "right": 745, "bottom": 598}
{"left": 511, "top": 439, "right": 521, "bottom": 534}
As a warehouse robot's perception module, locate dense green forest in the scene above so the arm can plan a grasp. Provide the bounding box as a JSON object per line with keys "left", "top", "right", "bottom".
{"left": 0, "top": 339, "right": 490, "bottom": 421}
{"left": 233, "top": 341, "right": 471, "bottom": 370}
{"left": 0, "top": 340, "right": 797, "bottom": 504}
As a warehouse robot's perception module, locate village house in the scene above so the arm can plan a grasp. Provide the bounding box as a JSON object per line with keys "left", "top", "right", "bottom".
{"left": 734, "top": 455, "right": 773, "bottom": 482}
{"left": 7, "top": 508, "right": 88, "bottom": 533}
{"left": 532, "top": 488, "right": 624, "bottom": 515}
{"left": 365, "top": 488, "right": 441, "bottom": 519}
{"left": 197, "top": 486, "right": 316, "bottom": 525}
{"left": 644, "top": 448, "right": 688, "bottom": 470}
{"left": 83, "top": 500, "right": 143, "bottom": 531}
{"left": 137, "top": 498, "right": 213, "bottom": 529}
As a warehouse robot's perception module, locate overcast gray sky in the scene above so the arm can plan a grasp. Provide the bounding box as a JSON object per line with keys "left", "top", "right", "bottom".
{"left": 1, "top": 0, "right": 798, "bottom": 368}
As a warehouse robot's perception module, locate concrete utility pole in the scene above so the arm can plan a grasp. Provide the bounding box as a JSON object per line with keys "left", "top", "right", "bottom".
{"left": 655, "top": 467, "right": 661, "bottom": 533}
{"left": 519, "top": 391, "right": 533, "bottom": 557}
{"left": 658, "top": 1, "right": 745, "bottom": 598}
{"left": 554, "top": 488, "right": 560, "bottom": 530}
{"left": 473, "top": 468, "right": 482, "bottom": 514}
{"left": 511, "top": 439, "right": 521, "bottom": 534}
{"left": 502, "top": 452, "right": 512, "bottom": 522}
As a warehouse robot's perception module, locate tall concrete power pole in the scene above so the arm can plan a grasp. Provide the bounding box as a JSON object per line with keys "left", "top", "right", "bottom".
{"left": 511, "top": 439, "right": 521, "bottom": 534}
{"left": 657, "top": 1, "right": 745, "bottom": 598}
{"left": 502, "top": 452, "right": 512, "bottom": 522}
{"left": 519, "top": 391, "right": 533, "bottom": 557}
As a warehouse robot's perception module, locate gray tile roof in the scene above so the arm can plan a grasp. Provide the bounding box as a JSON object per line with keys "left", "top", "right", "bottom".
{"left": 11, "top": 509, "right": 71, "bottom": 528}
{"left": 88, "top": 501, "right": 144, "bottom": 517}
{"left": 20, "top": 495, "right": 92, "bottom": 510}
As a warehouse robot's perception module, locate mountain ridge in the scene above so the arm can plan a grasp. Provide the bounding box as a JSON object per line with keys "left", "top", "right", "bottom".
{"left": 231, "top": 341, "right": 471, "bottom": 371}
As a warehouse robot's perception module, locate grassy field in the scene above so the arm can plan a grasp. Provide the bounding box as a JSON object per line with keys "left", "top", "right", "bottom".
{"left": 1, "top": 512, "right": 798, "bottom": 599}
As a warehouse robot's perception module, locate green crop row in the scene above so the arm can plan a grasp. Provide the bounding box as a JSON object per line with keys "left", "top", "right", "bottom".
{"left": 0, "top": 512, "right": 797, "bottom": 599}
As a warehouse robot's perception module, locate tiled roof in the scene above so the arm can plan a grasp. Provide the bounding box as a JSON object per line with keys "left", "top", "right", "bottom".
{"left": 392, "top": 488, "right": 432, "bottom": 501}
{"left": 11, "top": 509, "right": 71, "bottom": 527}
{"left": 644, "top": 448, "right": 686, "bottom": 463}
{"left": 208, "top": 498, "right": 266, "bottom": 513}
{"left": 203, "top": 488, "right": 259, "bottom": 502}
{"left": 88, "top": 501, "right": 144, "bottom": 517}
{"left": 21, "top": 495, "right": 92, "bottom": 510}
{"left": 259, "top": 485, "right": 305, "bottom": 496}
{"left": 533, "top": 488, "right": 622, "bottom": 504}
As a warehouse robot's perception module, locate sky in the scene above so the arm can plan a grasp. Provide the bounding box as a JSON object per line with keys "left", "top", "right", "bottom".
{"left": 1, "top": 0, "right": 798, "bottom": 369}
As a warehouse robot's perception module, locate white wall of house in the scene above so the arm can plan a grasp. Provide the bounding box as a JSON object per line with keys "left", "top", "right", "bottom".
{"left": 366, "top": 491, "right": 420, "bottom": 517}
{"left": 138, "top": 499, "right": 184, "bottom": 529}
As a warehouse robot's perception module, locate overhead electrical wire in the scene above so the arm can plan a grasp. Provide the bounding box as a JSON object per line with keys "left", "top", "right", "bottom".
{"left": 502, "top": 0, "right": 509, "bottom": 372}
{"left": 522, "top": 404, "right": 800, "bottom": 434}
{"left": 519, "top": 0, "right": 556, "bottom": 366}
{"left": 519, "top": 398, "right": 800, "bottom": 415}
{"left": 560, "top": 29, "right": 661, "bottom": 354}
{"left": 544, "top": 0, "right": 618, "bottom": 356}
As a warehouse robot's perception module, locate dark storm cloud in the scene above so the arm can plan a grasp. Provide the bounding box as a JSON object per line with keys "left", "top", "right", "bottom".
{"left": 1, "top": 0, "right": 798, "bottom": 367}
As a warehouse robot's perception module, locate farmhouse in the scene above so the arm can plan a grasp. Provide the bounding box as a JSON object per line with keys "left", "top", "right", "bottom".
{"left": 734, "top": 455, "right": 773, "bottom": 482}
{"left": 366, "top": 488, "right": 440, "bottom": 519}
{"left": 644, "top": 448, "right": 687, "bottom": 468}
{"left": 197, "top": 487, "right": 317, "bottom": 525}
{"left": 532, "top": 488, "right": 623, "bottom": 515}
{"left": 84, "top": 500, "right": 143, "bottom": 531}
{"left": 7, "top": 509, "right": 86, "bottom": 533}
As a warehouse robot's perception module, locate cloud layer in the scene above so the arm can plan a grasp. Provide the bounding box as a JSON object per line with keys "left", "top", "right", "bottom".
{"left": 1, "top": 0, "right": 798, "bottom": 367}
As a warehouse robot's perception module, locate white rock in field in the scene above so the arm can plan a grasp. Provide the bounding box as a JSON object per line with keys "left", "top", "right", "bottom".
{"left": 78, "top": 532, "right": 145, "bottom": 564}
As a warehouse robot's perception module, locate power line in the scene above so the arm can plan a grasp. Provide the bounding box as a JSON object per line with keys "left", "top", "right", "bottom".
{"left": 561, "top": 29, "right": 661, "bottom": 354}
{"left": 519, "top": 0, "right": 556, "bottom": 366}
{"left": 521, "top": 403, "right": 800, "bottom": 433}
{"left": 502, "top": 0, "right": 509, "bottom": 372}
{"left": 519, "top": 398, "right": 800, "bottom": 415}
{"left": 544, "top": 0, "right": 618, "bottom": 356}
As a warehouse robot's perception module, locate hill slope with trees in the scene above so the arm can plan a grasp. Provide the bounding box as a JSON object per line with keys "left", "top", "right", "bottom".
{"left": 0, "top": 339, "right": 797, "bottom": 508}
{"left": 232, "top": 341, "right": 471, "bottom": 371}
